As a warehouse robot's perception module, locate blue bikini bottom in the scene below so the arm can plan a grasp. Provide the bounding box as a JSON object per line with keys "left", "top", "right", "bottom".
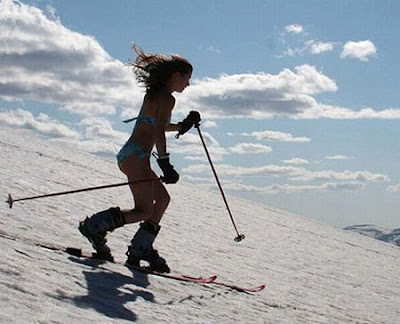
{"left": 116, "top": 141, "right": 149, "bottom": 163}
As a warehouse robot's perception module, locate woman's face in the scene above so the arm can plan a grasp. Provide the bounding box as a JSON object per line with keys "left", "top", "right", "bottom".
{"left": 171, "top": 71, "right": 192, "bottom": 93}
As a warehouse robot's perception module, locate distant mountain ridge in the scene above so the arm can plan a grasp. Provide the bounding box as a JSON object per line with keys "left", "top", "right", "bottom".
{"left": 344, "top": 224, "right": 400, "bottom": 247}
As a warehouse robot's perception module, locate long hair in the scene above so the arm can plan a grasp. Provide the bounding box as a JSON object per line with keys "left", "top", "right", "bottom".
{"left": 129, "top": 45, "right": 193, "bottom": 95}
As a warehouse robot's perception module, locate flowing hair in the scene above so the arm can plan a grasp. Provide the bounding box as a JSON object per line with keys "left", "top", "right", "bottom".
{"left": 128, "top": 45, "right": 193, "bottom": 95}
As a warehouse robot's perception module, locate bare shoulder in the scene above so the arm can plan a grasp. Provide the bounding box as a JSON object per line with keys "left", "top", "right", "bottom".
{"left": 154, "top": 92, "right": 175, "bottom": 125}
{"left": 141, "top": 92, "right": 174, "bottom": 115}
{"left": 157, "top": 91, "right": 175, "bottom": 109}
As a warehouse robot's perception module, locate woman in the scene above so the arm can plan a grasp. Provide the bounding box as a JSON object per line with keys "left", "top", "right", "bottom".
{"left": 79, "top": 46, "right": 200, "bottom": 273}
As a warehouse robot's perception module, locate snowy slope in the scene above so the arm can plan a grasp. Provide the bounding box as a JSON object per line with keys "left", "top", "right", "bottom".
{"left": 1, "top": 124, "right": 400, "bottom": 324}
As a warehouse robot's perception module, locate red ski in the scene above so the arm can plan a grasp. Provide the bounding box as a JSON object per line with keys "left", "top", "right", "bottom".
{"left": 66, "top": 247, "right": 265, "bottom": 293}
{"left": 65, "top": 246, "right": 217, "bottom": 284}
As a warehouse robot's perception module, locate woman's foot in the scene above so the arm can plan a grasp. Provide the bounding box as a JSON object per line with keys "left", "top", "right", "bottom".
{"left": 78, "top": 207, "right": 125, "bottom": 260}
{"left": 126, "top": 221, "right": 170, "bottom": 273}
{"left": 126, "top": 247, "right": 170, "bottom": 273}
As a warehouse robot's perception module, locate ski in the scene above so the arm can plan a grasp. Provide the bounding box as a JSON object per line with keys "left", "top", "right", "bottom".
{"left": 181, "top": 274, "right": 265, "bottom": 293}
{"left": 0, "top": 229, "right": 216, "bottom": 285}
{"left": 64, "top": 246, "right": 217, "bottom": 284}
{"left": 67, "top": 247, "right": 264, "bottom": 292}
{"left": 0, "top": 229, "right": 265, "bottom": 293}
{"left": 211, "top": 281, "right": 265, "bottom": 293}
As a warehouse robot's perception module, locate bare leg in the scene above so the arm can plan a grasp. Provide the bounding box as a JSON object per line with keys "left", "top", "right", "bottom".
{"left": 120, "top": 154, "right": 171, "bottom": 272}
{"left": 148, "top": 170, "right": 170, "bottom": 224}
{"left": 118, "top": 155, "right": 169, "bottom": 225}
{"left": 123, "top": 181, "right": 153, "bottom": 222}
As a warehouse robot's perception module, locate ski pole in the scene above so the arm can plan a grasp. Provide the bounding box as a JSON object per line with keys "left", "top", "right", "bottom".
{"left": 195, "top": 124, "right": 245, "bottom": 242}
{"left": 6, "top": 177, "right": 161, "bottom": 209}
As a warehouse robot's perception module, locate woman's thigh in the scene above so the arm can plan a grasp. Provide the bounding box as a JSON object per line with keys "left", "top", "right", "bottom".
{"left": 119, "top": 154, "right": 152, "bottom": 180}
{"left": 119, "top": 155, "right": 155, "bottom": 214}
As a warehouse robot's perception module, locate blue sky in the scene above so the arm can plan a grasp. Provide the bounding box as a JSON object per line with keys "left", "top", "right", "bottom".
{"left": 1, "top": 0, "right": 400, "bottom": 228}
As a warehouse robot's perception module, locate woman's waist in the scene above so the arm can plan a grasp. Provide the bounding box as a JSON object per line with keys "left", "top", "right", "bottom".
{"left": 117, "top": 140, "right": 151, "bottom": 162}
{"left": 126, "top": 137, "right": 153, "bottom": 153}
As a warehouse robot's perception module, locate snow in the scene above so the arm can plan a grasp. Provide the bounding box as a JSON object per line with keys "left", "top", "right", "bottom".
{"left": 1, "top": 124, "right": 400, "bottom": 324}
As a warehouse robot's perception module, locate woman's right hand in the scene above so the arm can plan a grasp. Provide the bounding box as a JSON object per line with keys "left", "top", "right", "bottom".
{"left": 157, "top": 154, "right": 180, "bottom": 184}
{"left": 178, "top": 110, "right": 201, "bottom": 136}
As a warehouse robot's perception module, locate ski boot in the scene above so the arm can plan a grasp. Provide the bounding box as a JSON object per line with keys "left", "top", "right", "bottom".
{"left": 126, "top": 221, "right": 170, "bottom": 273}
{"left": 79, "top": 207, "right": 125, "bottom": 261}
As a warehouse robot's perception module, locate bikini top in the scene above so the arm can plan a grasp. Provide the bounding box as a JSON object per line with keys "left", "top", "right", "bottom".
{"left": 123, "top": 114, "right": 170, "bottom": 129}
{"left": 123, "top": 115, "right": 157, "bottom": 125}
{"left": 124, "top": 115, "right": 157, "bottom": 133}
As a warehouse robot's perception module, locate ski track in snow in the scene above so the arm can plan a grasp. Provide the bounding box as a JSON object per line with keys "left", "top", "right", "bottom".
{"left": 0, "top": 124, "right": 399, "bottom": 324}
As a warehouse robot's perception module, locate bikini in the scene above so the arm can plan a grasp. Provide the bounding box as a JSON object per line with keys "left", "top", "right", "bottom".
{"left": 116, "top": 115, "right": 157, "bottom": 163}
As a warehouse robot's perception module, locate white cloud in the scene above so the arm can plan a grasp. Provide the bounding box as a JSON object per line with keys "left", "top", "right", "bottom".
{"left": 285, "top": 24, "right": 304, "bottom": 34}
{"left": 386, "top": 183, "right": 400, "bottom": 192}
{"left": 180, "top": 65, "right": 337, "bottom": 119}
{"left": 79, "top": 117, "right": 127, "bottom": 142}
{"left": 289, "top": 169, "right": 389, "bottom": 183}
{"left": 228, "top": 143, "right": 273, "bottom": 154}
{"left": 241, "top": 130, "right": 311, "bottom": 142}
{"left": 284, "top": 40, "right": 336, "bottom": 57}
{"left": 181, "top": 174, "right": 214, "bottom": 184}
{"left": 183, "top": 163, "right": 304, "bottom": 177}
{"left": 168, "top": 132, "right": 228, "bottom": 161}
{"left": 282, "top": 47, "right": 299, "bottom": 57}
{"left": 224, "top": 181, "right": 366, "bottom": 194}
{"left": 340, "top": 40, "right": 377, "bottom": 62}
{"left": 202, "top": 120, "right": 218, "bottom": 128}
{"left": 1, "top": 0, "right": 399, "bottom": 128}
{"left": 0, "top": 108, "right": 80, "bottom": 138}
{"left": 183, "top": 162, "right": 390, "bottom": 185}
{"left": 45, "top": 4, "right": 58, "bottom": 20}
{"left": 309, "top": 41, "right": 335, "bottom": 54}
{"left": 0, "top": 0, "right": 141, "bottom": 115}
{"left": 205, "top": 45, "right": 221, "bottom": 54}
{"left": 282, "top": 158, "right": 310, "bottom": 165}
{"left": 297, "top": 105, "right": 400, "bottom": 120}
{"left": 61, "top": 103, "right": 116, "bottom": 116}
{"left": 198, "top": 44, "right": 222, "bottom": 55}
{"left": 325, "top": 155, "right": 351, "bottom": 160}
{"left": 183, "top": 156, "right": 206, "bottom": 162}
{"left": 0, "top": 108, "right": 133, "bottom": 155}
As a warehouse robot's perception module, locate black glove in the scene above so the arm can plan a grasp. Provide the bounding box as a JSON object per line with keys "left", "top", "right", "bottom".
{"left": 157, "top": 154, "right": 180, "bottom": 184}
{"left": 178, "top": 111, "right": 201, "bottom": 136}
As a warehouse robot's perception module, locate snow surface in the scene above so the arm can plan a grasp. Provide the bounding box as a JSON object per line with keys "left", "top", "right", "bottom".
{"left": 1, "top": 124, "right": 400, "bottom": 324}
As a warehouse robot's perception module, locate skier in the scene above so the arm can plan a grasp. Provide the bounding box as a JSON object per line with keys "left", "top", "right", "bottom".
{"left": 79, "top": 45, "right": 200, "bottom": 273}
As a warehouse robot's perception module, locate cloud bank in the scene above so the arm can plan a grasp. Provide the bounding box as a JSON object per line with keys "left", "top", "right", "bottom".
{"left": 0, "top": 0, "right": 141, "bottom": 116}
{"left": 241, "top": 130, "right": 311, "bottom": 142}
{"left": 183, "top": 162, "right": 390, "bottom": 194}
{"left": 0, "top": 108, "right": 79, "bottom": 138}
{"left": 228, "top": 143, "right": 273, "bottom": 154}
{"left": 0, "top": 3, "right": 395, "bottom": 197}
{"left": 179, "top": 65, "right": 338, "bottom": 119}
{"left": 1, "top": 3, "right": 399, "bottom": 124}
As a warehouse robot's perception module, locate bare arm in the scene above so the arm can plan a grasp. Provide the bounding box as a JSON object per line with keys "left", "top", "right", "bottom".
{"left": 165, "top": 123, "right": 182, "bottom": 132}
{"left": 155, "top": 94, "right": 175, "bottom": 156}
